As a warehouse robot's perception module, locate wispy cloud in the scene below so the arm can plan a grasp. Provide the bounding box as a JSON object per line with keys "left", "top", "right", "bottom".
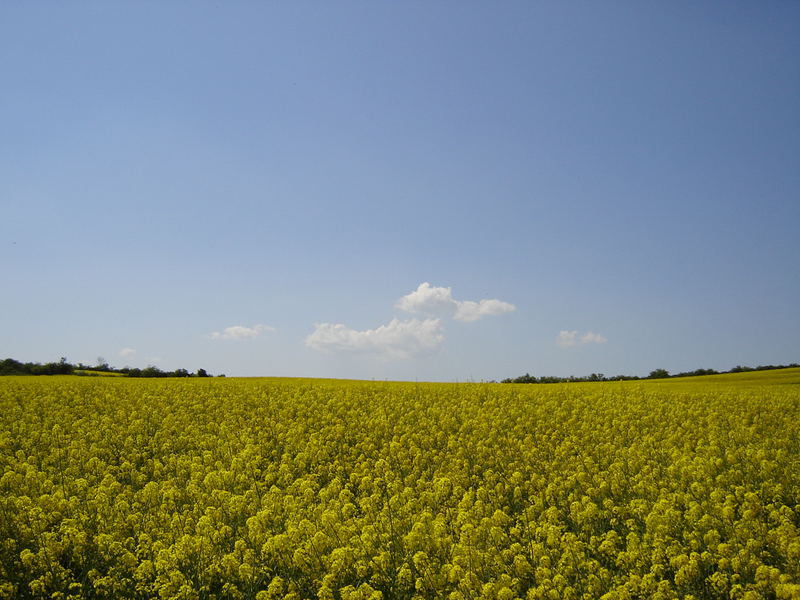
{"left": 556, "top": 330, "right": 608, "bottom": 348}
{"left": 305, "top": 318, "right": 444, "bottom": 359}
{"left": 396, "top": 282, "right": 515, "bottom": 322}
{"left": 580, "top": 331, "right": 607, "bottom": 345}
{"left": 210, "top": 324, "right": 275, "bottom": 341}
{"left": 119, "top": 347, "right": 136, "bottom": 358}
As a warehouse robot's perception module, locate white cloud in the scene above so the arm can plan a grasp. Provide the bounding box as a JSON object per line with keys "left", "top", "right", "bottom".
{"left": 557, "top": 330, "right": 608, "bottom": 348}
{"left": 396, "top": 282, "right": 458, "bottom": 315}
{"left": 396, "top": 282, "right": 516, "bottom": 322}
{"left": 119, "top": 347, "right": 136, "bottom": 358}
{"left": 556, "top": 331, "right": 579, "bottom": 347}
{"left": 454, "top": 299, "right": 516, "bottom": 322}
{"left": 211, "top": 324, "right": 275, "bottom": 341}
{"left": 305, "top": 318, "right": 444, "bottom": 359}
{"left": 580, "top": 331, "right": 607, "bottom": 345}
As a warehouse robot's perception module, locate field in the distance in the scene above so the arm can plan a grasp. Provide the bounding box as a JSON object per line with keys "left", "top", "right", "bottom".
{"left": 1, "top": 370, "right": 799, "bottom": 600}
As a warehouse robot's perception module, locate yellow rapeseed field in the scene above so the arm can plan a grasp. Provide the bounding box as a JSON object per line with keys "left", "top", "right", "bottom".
{"left": 1, "top": 371, "right": 799, "bottom": 600}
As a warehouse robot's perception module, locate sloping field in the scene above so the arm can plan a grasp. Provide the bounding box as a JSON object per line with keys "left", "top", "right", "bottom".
{"left": 1, "top": 374, "right": 798, "bottom": 599}
{"left": 638, "top": 367, "right": 800, "bottom": 388}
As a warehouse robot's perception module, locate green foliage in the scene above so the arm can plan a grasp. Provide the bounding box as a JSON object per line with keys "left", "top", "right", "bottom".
{"left": 648, "top": 369, "right": 670, "bottom": 379}
{"left": 1, "top": 376, "right": 799, "bottom": 599}
{"left": 0, "top": 358, "right": 73, "bottom": 376}
{"left": 502, "top": 363, "right": 799, "bottom": 384}
{"left": 0, "top": 358, "right": 219, "bottom": 378}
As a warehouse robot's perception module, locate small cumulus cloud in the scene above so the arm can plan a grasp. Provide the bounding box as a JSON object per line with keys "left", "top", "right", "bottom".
{"left": 396, "top": 282, "right": 515, "bottom": 322}
{"left": 557, "top": 330, "right": 608, "bottom": 348}
{"left": 580, "top": 331, "right": 607, "bottom": 345}
{"left": 119, "top": 347, "right": 136, "bottom": 358}
{"left": 306, "top": 282, "right": 511, "bottom": 360}
{"left": 305, "top": 318, "right": 444, "bottom": 359}
{"left": 396, "top": 283, "right": 458, "bottom": 316}
{"left": 454, "top": 299, "right": 517, "bottom": 322}
{"left": 210, "top": 324, "right": 275, "bottom": 341}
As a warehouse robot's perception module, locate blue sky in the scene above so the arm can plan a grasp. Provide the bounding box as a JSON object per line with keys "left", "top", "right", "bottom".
{"left": 2, "top": 2, "right": 798, "bottom": 380}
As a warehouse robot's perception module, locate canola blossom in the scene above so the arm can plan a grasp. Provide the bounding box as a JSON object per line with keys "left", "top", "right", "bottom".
{"left": 1, "top": 373, "right": 799, "bottom": 599}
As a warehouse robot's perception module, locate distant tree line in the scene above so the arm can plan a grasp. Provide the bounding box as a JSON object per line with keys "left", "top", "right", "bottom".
{"left": 117, "top": 366, "right": 216, "bottom": 378}
{"left": 0, "top": 357, "right": 74, "bottom": 376}
{"left": 0, "top": 357, "right": 221, "bottom": 378}
{"left": 501, "top": 363, "right": 799, "bottom": 384}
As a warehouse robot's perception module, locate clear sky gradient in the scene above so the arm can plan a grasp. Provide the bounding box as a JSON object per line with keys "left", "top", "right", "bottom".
{"left": 2, "top": 3, "right": 798, "bottom": 380}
